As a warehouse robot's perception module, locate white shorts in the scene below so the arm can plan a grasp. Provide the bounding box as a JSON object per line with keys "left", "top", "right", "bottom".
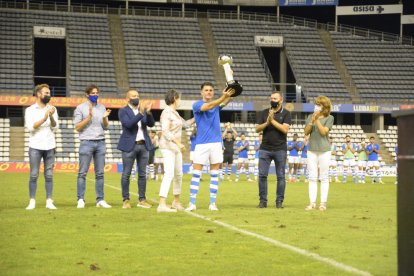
{"left": 154, "top": 157, "right": 164, "bottom": 164}
{"left": 367, "top": 160, "right": 380, "bottom": 168}
{"left": 238, "top": 157, "right": 249, "bottom": 165}
{"left": 190, "top": 151, "right": 194, "bottom": 161}
{"left": 253, "top": 158, "right": 259, "bottom": 165}
{"left": 330, "top": 159, "right": 337, "bottom": 167}
{"left": 193, "top": 142, "right": 223, "bottom": 165}
{"left": 343, "top": 159, "right": 356, "bottom": 167}
{"left": 358, "top": 160, "right": 367, "bottom": 168}
{"left": 288, "top": 156, "right": 300, "bottom": 164}
{"left": 300, "top": 157, "right": 307, "bottom": 165}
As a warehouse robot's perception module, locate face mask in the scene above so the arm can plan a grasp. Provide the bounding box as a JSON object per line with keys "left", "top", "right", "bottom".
{"left": 270, "top": 101, "right": 279, "bottom": 109}
{"left": 41, "top": 95, "right": 51, "bottom": 104}
{"left": 88, "top": 95, "right": 98, "bottom": 103}
{"left": 129, "top": 98, "right": 139, "bottom": 106}
{"left": 314, "top": 105, "right": 322, "bottom": 112}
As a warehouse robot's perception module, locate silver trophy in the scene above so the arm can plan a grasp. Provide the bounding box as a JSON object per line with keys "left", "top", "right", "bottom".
{"left": 218, "top": 55, "right": 243, "bottom": 97}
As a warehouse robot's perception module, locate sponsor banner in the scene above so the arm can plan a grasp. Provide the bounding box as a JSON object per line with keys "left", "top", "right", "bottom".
{"left": 381, "top": 165, "right": 397, "bottom": 177}
{"left": 33, "top": 26, "right": 66, "bottom": 39}
{"left": 254, "top": 36, "right": 283, "bottom": 47}
{"left": 223, "top": 101, "right": 254, "bottom": 111}
{"left": 293, "top": 103, "right": 400, "bottom": 114}
{"left": 167, "top": 0, "right": 221, "bottom": 4}
{"left": 336, "top": 4, "right": 402, "bottom": 16}
{"left": 335, "top": 165, "right": 396, "bottom": 176}
{"left": 0, "top": 95, "right": 161, "bottom": 109}
{"left": 400, "top": 104, "right": 414, "bottom": 110}
{"left": 160, "top": 100, "right": 254, "bottom": 111}
{"left": 0, "top": 162, "right": 118, "bottom": 173}
{"left": 279, "top": 0, "right": 338, "bottom": 7}
{"left": 166, "top": 0, "right": 277, "bottom": 6}
{"left": 402, "top": 15, "right": 414, "bottom": 25}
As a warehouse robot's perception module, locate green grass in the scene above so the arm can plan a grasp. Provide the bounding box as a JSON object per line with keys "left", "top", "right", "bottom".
{"left": 0, "top": 172, "right": 397, "bottom": 275}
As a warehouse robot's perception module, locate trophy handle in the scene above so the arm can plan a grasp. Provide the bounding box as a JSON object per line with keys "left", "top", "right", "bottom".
{"left": 226, "top": 80, "right": 243, "bottom": 97}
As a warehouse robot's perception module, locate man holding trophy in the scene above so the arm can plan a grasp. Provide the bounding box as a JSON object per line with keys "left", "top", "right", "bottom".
{"left": 186, "top": 55, "right": 242, "bottom": 211}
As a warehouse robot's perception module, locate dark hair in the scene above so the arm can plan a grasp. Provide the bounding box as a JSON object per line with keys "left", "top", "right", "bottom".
{"left": 241, "top": 132, "right": 245, "bottom": 136}
{"left": 200, "top": 81, "right": 214, "bottom": 90}
{"left": 227, "top": 131, "right": 232, "bottom": 134}
{"left": 165, "top": 89, "right": 180, "bottom": 105}
{"left": 34, "top": 84, "right": 49, "bottom": 97}
{"left": 293, "top": 133, "right": 298, "bottom": 136}
{"left": 85, "top": 84, "right": 99, "bottom": 95}
{"left": 370, "top": 136, "right": 375, "bottom": 139}
{"left": 345, "top": 135, "right": 350, "bottom": 138}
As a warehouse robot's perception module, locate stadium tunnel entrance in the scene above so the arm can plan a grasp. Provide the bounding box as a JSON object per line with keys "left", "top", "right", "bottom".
{"left": 260, "top": 46, "right": 303, "bottom": 103}
{"left": 34, "top": 38, "right": 66, "bottom": 97}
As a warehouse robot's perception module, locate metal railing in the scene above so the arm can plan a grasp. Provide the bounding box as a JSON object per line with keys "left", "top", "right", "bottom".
{"left": 1, "top": 0, "right": 412, "bottom": 46}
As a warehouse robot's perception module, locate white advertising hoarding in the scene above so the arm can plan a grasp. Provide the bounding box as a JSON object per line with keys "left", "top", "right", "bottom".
{"left": 336, "top": 4, "right": 402, "bottom": 16}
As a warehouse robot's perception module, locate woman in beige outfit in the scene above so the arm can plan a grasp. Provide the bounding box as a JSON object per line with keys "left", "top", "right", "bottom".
{"left": 157, "top": 90, "right": 194, "bottom": 212}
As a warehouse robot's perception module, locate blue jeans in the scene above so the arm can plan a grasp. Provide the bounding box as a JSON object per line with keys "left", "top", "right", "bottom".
{"left": 77, "top": 140, "right": 106, "bottom": 203}
{"left": 121, "top": 144, "right": 149, "bottom": 201}
{"left": 28, "top": 147, "right": 55, "bottom": 199}
{"left": 258, "top": 149, "right": 287, "bottom": 204}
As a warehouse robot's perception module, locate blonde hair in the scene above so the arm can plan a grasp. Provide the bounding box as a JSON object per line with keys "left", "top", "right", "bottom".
{"left": 34, "top": 84, "right": 49, "bottom": 96}
{"left": 315, "top": 95, "right": 331, "bottom": 117}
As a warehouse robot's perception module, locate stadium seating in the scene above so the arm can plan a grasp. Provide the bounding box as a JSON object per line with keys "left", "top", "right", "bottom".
{"left": 0, "top": 11, "right": 34, "bottom": 94}
{"left": 1, "top": 7, "right": 412, "bottom": 104}
{"left": 121, "top": 16, "right": 215, "bottom": 97}
{"left": 0, "top": 118, "right": 10, "bottom": 162}
{"left": 0, "top": 9, "right": 117, "bottom": 95}
{"left": 330, "top": 32, "right": 414, "bottom": 102}
{"left": 377, "top": 126, "right": 398, "bottom": 160}
{"left": 244, "top": 20, "right": 351, "bottom": 102}
{"left": 209, "top": 19, "right": 273, "bottom": 96}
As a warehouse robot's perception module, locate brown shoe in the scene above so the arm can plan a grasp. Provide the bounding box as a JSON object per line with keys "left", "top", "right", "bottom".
{"left": 122, "top": 200, "right": 131, "bottom": 209}
{"left": 137, "top": 200, "right": 152, "bottom": 209}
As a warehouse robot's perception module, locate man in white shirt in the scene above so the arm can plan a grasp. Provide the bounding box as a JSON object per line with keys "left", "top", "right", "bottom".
{"left": 24, "top": 84, "right": 58, "bottom": 210}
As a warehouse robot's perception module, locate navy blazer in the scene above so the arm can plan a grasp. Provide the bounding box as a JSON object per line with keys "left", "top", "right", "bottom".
{"left": 117, "top": 105, "right": 155, "bottom": 152}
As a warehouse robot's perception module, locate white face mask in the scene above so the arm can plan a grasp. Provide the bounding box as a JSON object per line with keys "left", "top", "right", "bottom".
{"left": 314, "top": 105, "right": 322, "bottom": 112}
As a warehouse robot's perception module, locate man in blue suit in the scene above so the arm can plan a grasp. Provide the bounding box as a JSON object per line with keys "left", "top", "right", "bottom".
{"left": 118, "top": 89, "right": 155, "bottom": 209}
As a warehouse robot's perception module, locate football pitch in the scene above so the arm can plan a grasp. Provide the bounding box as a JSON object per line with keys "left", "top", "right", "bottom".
{"left": 0, "top": 172, "right": 397, "bottom": 275}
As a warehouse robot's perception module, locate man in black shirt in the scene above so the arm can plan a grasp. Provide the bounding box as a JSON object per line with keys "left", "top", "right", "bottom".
{"left": 222, "top": 123, "right": 238, "bottom": 181}
{"left": 255, "top": 91, "right": 291, "bottom": 208}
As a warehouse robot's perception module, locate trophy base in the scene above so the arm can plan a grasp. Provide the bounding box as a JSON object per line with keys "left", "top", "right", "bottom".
{"left": 225, "top": 80, "right": 243, "bottom": 97}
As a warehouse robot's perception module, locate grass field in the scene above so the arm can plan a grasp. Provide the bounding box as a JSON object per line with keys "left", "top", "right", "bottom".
{"left": 0, "top": 172, "right": 397, "bottom": 275}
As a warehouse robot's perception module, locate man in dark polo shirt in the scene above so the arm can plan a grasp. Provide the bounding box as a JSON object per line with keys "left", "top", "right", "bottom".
{"left": 255, "top": 91, "right": 291, "bottom": 208}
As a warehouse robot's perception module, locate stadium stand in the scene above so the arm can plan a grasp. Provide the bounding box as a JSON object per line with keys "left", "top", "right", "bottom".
{"left": 377, "top": 125, "right": 398, "bottom": 160}
{"left": 244, "top": 20, "right": 351, "bottom": 102}
{"left": 0, "top": 118, "right": 10, "bottom": 162}
{"left": 209, "top": 19, "right": 273, "bottom": 97}
{"left": 330, "top": 32, "right": 414, "bottom": 102}
{"left": 0, "top": 9, "right": 117, "bottom": 95}
{"left": 1, "top": 6, "right": 412, "bottom": 104}
{"left": 0, "top": 11, "right": 34, "bottom": 94}
{"left": 121, "top": 16, "right": 215, "bottom": 97}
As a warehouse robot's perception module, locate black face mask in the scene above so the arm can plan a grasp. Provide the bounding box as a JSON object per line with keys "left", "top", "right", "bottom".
{"left": 270, "top": 101, "right": 279, "bottom": 109}
{"left": 129, "top": 98, "right": 139, "bottom": 106}
{"left": 41, "top": 95, "right": 51, "bottom": 104}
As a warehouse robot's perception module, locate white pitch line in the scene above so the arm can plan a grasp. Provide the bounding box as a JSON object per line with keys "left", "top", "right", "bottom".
{"left": 96, "top": 179, "right": 371, "bottom": 276}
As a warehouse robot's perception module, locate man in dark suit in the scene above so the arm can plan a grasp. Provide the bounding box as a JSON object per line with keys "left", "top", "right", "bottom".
{"left": 118, "top": 89, "right": 154, "bottom": 209}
